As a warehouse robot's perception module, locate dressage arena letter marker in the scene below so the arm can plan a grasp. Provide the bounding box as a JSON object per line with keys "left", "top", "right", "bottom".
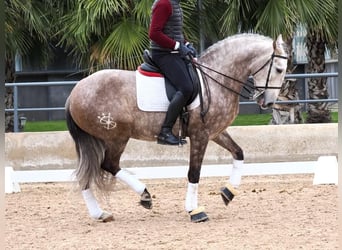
{"left": 98, "top": 113, "right": 117, "bottom": 130}
{"left": 313, "top": 156, "right": 338, "bottom": 185}
{"left": 5, "top": 167, "right": 21, "bottom": 193}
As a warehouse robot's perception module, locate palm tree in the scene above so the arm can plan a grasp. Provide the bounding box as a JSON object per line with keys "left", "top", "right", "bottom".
{"left": 219, "top": 0, "right": 338, "bottom": 124}
{"left": 56, "top": 0, "right": 152, "bottom": 71}
{"left": 304, "top": 0, "right": 338, "bottom": 123}
{"left": 5, "top": 0, "right": 52, "bottom": 132}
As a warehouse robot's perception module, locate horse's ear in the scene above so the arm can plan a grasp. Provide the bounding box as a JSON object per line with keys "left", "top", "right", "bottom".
{"left": 273, "top": 34, "right": 284, "bottom": 52}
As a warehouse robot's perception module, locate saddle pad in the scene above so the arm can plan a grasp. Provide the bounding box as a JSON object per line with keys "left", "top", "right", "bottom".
{"left": 136, "top": 69, "right": 200, "bottom": 112}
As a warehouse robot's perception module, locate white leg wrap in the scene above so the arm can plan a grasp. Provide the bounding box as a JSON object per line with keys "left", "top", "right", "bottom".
{"left": 116, "top": 169, "right": 146, "bottom": 195}
{"left": 229, "top": 159, "right": 243, "bottom": 188}
{"left": 185, "top": 183, "right": 198, "bottom": 212}
{"left": 82, "top": 189, "right": 103, "bottom": 219}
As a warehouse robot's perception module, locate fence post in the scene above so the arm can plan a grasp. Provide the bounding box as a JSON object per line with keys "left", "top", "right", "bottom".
{"left": 13, "top": 85, "right": 19, "bottom": 132}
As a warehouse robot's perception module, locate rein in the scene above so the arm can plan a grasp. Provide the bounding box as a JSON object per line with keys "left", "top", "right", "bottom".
{"left": 193, "top": 62, "right": 253, "bottom": 99}
{"left": 192, "top": 53, "right": 288, "bottom": 98}
{"left": 190, "top": 53, "right": 288, "bottom": 120}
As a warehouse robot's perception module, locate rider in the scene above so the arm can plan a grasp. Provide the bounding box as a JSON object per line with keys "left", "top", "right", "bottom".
{"left": 149, "top": 0, "right": 197, "bottom": 145}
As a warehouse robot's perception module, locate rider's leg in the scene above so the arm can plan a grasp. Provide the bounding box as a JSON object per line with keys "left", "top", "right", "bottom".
{"left": 157, "top": 91, "right": 186, "bottom": 145}
{"left": 151, "top": 52, "right": 194, "bottom": 145}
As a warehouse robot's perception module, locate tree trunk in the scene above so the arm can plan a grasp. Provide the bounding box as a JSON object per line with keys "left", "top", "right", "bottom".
{"left": 305, "top": 28, "right": 331, "bottom": 123}
{"left": 5, "top": 54, "right": 15, "bottom": 132}
{"left": 270, "top": 79, "right": 303, "bottom": 124}
{"left": 270, "top": 36, "right": 303, "bottom": 125}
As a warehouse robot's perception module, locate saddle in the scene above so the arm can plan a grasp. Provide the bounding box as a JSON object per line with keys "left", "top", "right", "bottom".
{"left": 140, "top": 50, "right": 200, "bottom": 105}
{"left": 139, "top": 50, "right": 202, "bottom": 137}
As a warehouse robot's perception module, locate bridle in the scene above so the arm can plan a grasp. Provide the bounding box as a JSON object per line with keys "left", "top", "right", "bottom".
{"left": 252, "top": 53, "right": 288, "bottom": 90}
{"left": 190, "top": 52, "right": 288, "bottom": 121}
{"left": 192, "top": 52, "right": 288, "bottom": 97}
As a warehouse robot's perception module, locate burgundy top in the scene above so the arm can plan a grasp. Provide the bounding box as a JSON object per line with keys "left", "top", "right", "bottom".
{"left": 148, "top": 0, "right": 176, "bottom": 49}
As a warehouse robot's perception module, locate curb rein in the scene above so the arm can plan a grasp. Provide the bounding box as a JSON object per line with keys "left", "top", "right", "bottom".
{"left": 190, "top": 53, "right": 288, "bottom": 121}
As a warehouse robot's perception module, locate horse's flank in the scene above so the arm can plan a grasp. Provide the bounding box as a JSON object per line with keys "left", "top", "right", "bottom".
{"left": 68, "top": 69, "right": 167, "bottom": 141}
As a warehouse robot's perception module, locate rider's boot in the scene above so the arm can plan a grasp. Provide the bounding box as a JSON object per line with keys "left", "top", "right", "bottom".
{"left": 157, "top": 91, "right": 187, "bottom": 145}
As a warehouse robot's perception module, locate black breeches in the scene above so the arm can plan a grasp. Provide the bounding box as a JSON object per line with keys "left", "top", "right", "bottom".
{"left": 151, "top": 51, "right": 194, "bottom": 102}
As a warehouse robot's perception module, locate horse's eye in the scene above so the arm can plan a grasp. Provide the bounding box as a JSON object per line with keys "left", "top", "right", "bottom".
{"left": 276, "top": 68, "right": 283, "bottom": 74}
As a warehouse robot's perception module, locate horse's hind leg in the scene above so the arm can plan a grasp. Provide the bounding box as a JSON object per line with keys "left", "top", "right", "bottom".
{"left": 79, "top": 145, "right": 116, "bottom": 222}
{"left": 101, "top": 141, "right": 152, "bottom": 209}
{"left": 82, "top": 184, "right": 114, "bottom": 222}
{"left": 213, "top": 130, "right": 244, "bottom": 205}
{"left": 115, "top": 170, "right": 152, "bottom": 209}
{"left": 81, "top": 139, "right": 151, "bottom": 222}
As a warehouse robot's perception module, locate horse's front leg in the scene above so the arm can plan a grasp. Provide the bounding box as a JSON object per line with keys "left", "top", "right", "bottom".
{"left": 213, "top": 130, "right": 243, "bottom": 205}
{"left": 186, "top": 133, "right": 210, "bottom": 223}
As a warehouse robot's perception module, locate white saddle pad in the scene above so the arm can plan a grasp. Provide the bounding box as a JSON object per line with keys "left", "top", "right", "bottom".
{"left": 136, "top": 68, "right": 201, "bottom": 112}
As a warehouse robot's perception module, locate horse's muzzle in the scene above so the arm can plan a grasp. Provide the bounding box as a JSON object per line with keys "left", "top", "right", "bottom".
{"left": 258, "top": 97, "right": 274, "bottom": 110}
{"left": 253, "top": 90, "right": 276, "bottom": 110}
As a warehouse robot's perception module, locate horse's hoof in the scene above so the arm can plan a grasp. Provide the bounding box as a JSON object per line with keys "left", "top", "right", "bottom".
{"left": 140, "top": 199, "right": 152, "bottom": 209}
{"left": 140, "top": 189, "right": 152, "bottom": 209}
{"left": 98, "top": 211, "right": 114, "bottom": 222}
{"left": 189, "top": 206, "right": 209, "bottom": 223}
{"left": 220, "top": 183, "right": 238, "bottom": 206}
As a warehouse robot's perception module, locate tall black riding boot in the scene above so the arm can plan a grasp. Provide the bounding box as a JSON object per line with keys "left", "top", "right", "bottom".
{"left": 157, "top": 92, "right": 187, "bottom": 145}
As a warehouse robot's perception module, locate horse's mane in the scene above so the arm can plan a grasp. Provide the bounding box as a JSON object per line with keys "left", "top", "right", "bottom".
{"left": 200, "top": 33, "right": 274, "bottom": 58}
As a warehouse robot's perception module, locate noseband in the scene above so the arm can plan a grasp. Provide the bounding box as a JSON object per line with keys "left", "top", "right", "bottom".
{"left": 252, "top": 53, "right": 288, "bottom": 90}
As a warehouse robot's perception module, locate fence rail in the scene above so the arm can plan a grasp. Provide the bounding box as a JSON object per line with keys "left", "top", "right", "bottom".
{"left": 5, "top": 72, "right": 338, "bottom": 132}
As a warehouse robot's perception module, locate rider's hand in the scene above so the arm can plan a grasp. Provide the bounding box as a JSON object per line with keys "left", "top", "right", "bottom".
{"left": 178, "top": 43, "right": 193, "bottom": 58}
{"left": 186, "top": 43, "right": 197, "bottom": 57}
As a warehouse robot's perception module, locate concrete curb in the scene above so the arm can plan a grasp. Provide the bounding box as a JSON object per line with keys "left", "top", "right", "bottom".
{"left": 5, "top": 124, "right": 338, "bottom": 171}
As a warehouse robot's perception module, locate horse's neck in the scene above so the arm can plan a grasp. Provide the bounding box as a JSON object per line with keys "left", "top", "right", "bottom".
{"left": 197, "top": 38, "right": 273, "bottom": 119}
{"left": 201, "top": 39, "right": 271, "bottom": 76}
{"left": 199, "top": 38, "right": 272, "bottom": 92}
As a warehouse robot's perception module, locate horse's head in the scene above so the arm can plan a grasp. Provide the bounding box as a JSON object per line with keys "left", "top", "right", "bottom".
{"left": 251, "top": 34, "right": 288, "bottom": 109}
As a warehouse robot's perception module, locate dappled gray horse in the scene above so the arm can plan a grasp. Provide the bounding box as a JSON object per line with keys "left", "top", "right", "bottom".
{"left": 65, "top": 33, "right": 288, "bottom": 222}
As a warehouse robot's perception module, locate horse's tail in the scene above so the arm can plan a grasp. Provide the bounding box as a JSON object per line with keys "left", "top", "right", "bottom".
{"left": 65, "top": 98, "right": 108, "bottom": 191}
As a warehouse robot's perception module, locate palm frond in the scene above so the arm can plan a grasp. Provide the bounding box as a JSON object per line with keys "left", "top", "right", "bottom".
{"left": 254, "top": 0, "right": 288, "bottom": 38}
{"left": 133, "top": 0, "right": 153, "bottom": 27}
{"left": 97, "top": 19, "right": 149, "bottom": 70}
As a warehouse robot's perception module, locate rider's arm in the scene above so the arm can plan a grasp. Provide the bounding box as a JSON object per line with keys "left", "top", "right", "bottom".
{"left": 148, "top": 0, "right": 178, "bottom": 50}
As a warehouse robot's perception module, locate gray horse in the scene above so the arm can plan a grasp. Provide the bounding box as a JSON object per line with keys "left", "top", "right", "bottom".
{"left": 65, "top": 33, "right": 288, "bottom": 222}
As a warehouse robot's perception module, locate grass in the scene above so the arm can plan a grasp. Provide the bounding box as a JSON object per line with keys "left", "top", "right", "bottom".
{"left": 23, "top": 120, "right": 68, "bottom": 132}
{"left": 23, "top": 112, "right": 338, "bottom": 132}
{"left": 231, "top": 113, "right": 273, "bottom": 126}
{"left": 231, "top": 111, "right": 338, "bottom": 126}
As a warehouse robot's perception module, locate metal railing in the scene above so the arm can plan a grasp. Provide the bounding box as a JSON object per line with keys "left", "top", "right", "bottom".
{"left": 5, "top": 81, "right": 77, "bottom": 132}
{"left": 5, "top": 72, "right": 338, "bottom": 132}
